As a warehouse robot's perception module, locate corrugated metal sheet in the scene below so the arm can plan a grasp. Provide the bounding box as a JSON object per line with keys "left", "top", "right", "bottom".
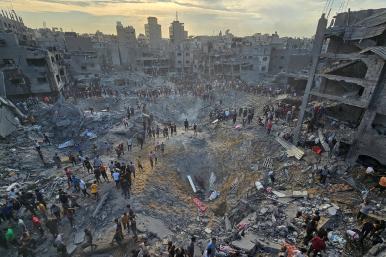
{"left": 360, "top": 46, "right": 386, "bottom": 60}
{"left": 344, "top": 24, "right": 386, "bottom": 40}
{"left": 355, "top": 10, "right": 386, "bottom": 28}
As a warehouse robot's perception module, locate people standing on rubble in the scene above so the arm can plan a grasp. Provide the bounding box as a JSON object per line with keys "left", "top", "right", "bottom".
{"left": 127, "top": 138, "right": 133, "bottom": 152}
{"left": 304, "top": 217, "right": 318, "bottom": 245}
{"left": 54, "top": 234, "right": 68, "bottom": 257}
{"left": 35, "top": 189, "right": 46, "bottom": 207}
{"left": 112, "top": 169, "right": 121, "bottom": 188}
{"left": 79, "top": 179, "right": 90, "bottom": 197}
{"left": 68, "top": 152, "right": 77, "bottom": 167}
{"left": 193, "top": 123, "right": 197, "bottom": 136}
{"left": 360, "top": 220, "right": 374, "bottom": 245}
{"left": 64, "top": 167, "right": 72, "bottom": 189}
{"left": 50, "top": 204, "right": 61, "bottom": 221}
{"left": 43, "top": 133, "right": 51, "bottom": 145}
{"left": 307, "top": 231, "right": 326, "bottom": 257}
{"left": 64, "top": 207, "right": 75, "bottom": 229}
{"left": 268, "top": 170, "right": 275, "bottom": 184}
{"left": 35, "top": 145, "right": 45, "bottom": 165}
{"left": 46, "top": 217, "right": 59, "bottom": 239}
{"left": 53, "top": 153, "right": 61, "bottom": 169}
{"left": 100, "top": 164, "right": 109, "bottom": 182}
{"left": 83, "top": 157, "right": 93, "bottom": 174}
{"left": 128, "top": 215, "right": 138, "bottom": 241}
{"left": 82, "top": 228, "right": 97, "bottom": 251}
{"left": 137, "top": 157, "right": 144, "bottom": 172}
{"left": 36, "top": 202, "right": 47, "bottom": 220}
{"left": 149, "top": 151, "right": 155, "bottom": 169}
{"left": 31, "top": 215, "right": 44, "bottom": 237}
{"left": 206, "top": 237, "right": 217, "bottom": 257}
{"left": 266, "top": 119, "right": 273, "bottom": 135}
{"left": 90, "top": 181, "right": 99, "bottom": 200}
{"left": 94, "top": 166, "right": 102, "bottom": 184}
{"left": 357, "top": 200, "right": 373, "bottom": 221}
{"left": 111, "top": 218, "right": 123, "bottom": 245}
{"left": 187, "top": 236, "right": 196, "bottom": 257}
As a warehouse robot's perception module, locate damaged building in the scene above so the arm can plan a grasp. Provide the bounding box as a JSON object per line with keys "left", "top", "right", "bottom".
{"left": 0, "top": 31, "right": 67, "bottom": 98}
{"left": 295, "top": 9, "right": 386, "bottom": 165}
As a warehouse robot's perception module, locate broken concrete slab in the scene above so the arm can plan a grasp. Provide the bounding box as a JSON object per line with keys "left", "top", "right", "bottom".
{"left": 136, "top": 214, "right": 173, "bottom": 239}
{"left": 92, "top": 192, "right": 110, "bottom": 218}
{"left": 231, "top": 233, "right": 256, "bottom": 252}
{"left": 74, "top": 230, "right": 85, "bottom": 245}
{"left": 272, "top": 190, "right": 287, "bottom": 198}
{"left": 292, "top": 191, "right": 308, "bottom": 197}
{"left": 276, "top": 137, "right": 304, "bottom": 160}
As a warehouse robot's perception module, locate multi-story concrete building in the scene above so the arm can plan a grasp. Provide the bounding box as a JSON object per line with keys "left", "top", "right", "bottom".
{"left": 145, "top": 17, "right": 162, "bottom": 50}
{"left": 116, "top": 21, "right": 138, "bottom": 69}
{"left": 294, "top": 9, "right": 386, "bottom": 165}
{"left": 169, "top": 18, "right": 188, "bottom": 45}
{"left": 64, "top": 32, "right": 101, "bottom": 76}
{"left": 0, "top": 32, "right": 67, "bottom": 98}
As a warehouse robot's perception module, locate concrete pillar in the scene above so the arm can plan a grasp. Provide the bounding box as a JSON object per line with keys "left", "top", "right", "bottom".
{"left": 346, "top": 64, "right": 386, "bottom": 163}
{"left": 0, "top": 71, "right": 6, "bottom": 97}
{"left": 293, "top": 14, "right": 328, "bottom": 145}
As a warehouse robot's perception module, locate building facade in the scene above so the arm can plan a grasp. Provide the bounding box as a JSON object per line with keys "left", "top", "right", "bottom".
{"left": 145, "top": 17, "right": 162, "bottom": 50}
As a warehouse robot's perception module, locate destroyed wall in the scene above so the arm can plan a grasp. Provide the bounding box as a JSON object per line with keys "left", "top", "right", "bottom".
{"left": 295, "top": 9, "right": 386, "bottom": 165}
{"left": 268, "top": 48, "right": 311, "bottom": 75}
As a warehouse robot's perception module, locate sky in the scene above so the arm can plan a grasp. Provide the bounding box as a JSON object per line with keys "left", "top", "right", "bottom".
{"left": 0, "top": 0, "right": 385, "bottom": 37}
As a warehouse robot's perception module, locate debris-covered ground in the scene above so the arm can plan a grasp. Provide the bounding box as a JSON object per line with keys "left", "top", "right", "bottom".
{"left": 0, "top": 74, "right": 385, "bottom": 257}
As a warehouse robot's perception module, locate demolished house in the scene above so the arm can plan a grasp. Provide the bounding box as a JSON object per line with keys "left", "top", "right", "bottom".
{"left": 295, "top": 9, "right": 386, "bottom": 165}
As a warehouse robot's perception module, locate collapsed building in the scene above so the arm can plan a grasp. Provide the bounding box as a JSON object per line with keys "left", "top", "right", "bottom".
{"left": 0, "top": 32, "right": 68, "bottom": 98}
{"left": 294, "top": 9, "right": 386, "bottom": 165}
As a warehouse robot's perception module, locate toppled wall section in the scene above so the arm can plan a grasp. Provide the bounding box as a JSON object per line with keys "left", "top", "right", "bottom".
{"left": 0, "top": 96, "right": 25, "bottom": 138}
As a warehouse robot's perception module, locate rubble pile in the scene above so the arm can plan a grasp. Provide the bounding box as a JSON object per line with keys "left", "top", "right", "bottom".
{"left": 0, "top": 74, "right": 384, "bottom": 257}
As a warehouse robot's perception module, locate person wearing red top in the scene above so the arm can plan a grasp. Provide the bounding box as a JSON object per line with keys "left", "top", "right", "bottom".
{"left": 308, "top": 235, "right": 326, "bottom": 256}
{"left": 266, "top": 119, "right": 273, "bottom": 134}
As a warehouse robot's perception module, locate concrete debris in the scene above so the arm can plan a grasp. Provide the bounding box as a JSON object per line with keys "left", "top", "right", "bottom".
{"left": 1, "top": 10, "right": 386, "bottom": 257}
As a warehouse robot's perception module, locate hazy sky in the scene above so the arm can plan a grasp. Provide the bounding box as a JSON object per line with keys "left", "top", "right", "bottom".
{"left": 1, "top": 0, "right": 385, "bottom": 37}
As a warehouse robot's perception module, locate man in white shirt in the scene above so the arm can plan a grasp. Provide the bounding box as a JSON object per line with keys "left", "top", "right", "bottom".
{"left": 112, "top": 170, "right": 120, "bottom": 188}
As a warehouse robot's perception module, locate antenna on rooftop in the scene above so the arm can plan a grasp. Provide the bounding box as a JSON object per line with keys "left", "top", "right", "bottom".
{"left": 176, "top": 11, "right": 178, "bottom": 21}
{"left": 43, "top": 21, "right": 47, "bottom": 28}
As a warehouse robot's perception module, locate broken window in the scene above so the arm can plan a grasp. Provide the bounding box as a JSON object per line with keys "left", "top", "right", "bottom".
{"left": 56, "top": 75, "right": 61, "bottom": 82}
{"left": 26, "top": 58, "right": 46, "bottom": 67}
{"left": 3, "top": 59, "right": 14, "bottom": 65}
{"left": 37, "top": 77, "right": 47, "bottom": 83}
{"left": 326, "top": 60, "right": 368, "bottom": 79}
{"left": 81, "top": 66, "right": 87, "bottom": 70}
{"left": 263, "top": 57, "right": 268, "bottom": 61}
{"left": 51, "top": 56, "right": 55, "bottom": 63}
{"left": 0, "top": 39, "right": 6, "bottom": 47}
{"left": 10, "top": 77, "right": 25, "bottom": 85}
